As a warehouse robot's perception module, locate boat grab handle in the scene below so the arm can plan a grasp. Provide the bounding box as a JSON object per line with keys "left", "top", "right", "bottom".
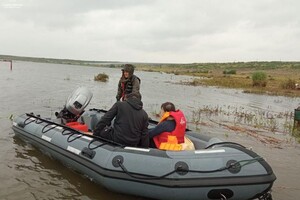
{"left": 42, "top": 123, "right": 58, "bottom": 133}
{"left": 61, "top": 129, "right": 84, "bottom": 142}
{"left": 67, "top": 134, "right": 83, "bottom": 143}
{"left": 23, "top": 117, "right": 35, "bottom": 126}
{"left": 23, "top": 114, "right": 44, "bottom": 127}
{"left": 24, "top": 113, "right": 128, "bottom": 148}
{"left": 88, "top": 139, "right": 109, "bottom": 150}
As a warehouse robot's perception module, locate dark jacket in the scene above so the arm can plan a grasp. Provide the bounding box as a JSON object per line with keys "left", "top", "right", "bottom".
{"left": 148, "top": 120, "right": 176, "bottom": 138}
{"left": 116, "top": 74, "right": 141, "bottom": 101}
{"left": 93, "top": 97, "right": 149, "bottom": 147}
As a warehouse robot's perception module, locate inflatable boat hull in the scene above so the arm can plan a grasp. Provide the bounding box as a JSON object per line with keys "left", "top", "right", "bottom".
{"left": 12, "top": 109, "right": 276, "bottom": 200}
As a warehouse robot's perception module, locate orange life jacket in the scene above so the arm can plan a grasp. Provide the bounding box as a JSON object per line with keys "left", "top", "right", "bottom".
{"left": 153, "top": 110, "right": 186, "bottom": 149}
{"left": 159, "top": 135, "right": 183, "bottom": 151}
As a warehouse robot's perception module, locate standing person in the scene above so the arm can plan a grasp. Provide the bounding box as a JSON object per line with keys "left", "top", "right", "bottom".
{"left": 116, "top": 64, "right": 141, "bottom": 101}
{"left": 93, "top": 93, "right": 149, "bottom": 148}
{"left": 149, "top": 102, "right": 186, "bottom": 149}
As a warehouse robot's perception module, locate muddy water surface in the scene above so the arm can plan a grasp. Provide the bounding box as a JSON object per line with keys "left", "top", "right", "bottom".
{"left": 1, "top": 61, "right": 300, "bottom": 199}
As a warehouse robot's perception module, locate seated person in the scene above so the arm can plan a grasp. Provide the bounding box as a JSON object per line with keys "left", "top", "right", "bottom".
{"left": 93, "top": 93, "right": 149, "bottom": 148}
{"left": 149, "top": 102, "right": 186, "bottom": 149}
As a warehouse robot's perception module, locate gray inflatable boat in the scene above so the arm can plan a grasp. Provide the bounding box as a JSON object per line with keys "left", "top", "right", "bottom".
{"left": 12, "top": 87, "right": 276, "bottom": 200}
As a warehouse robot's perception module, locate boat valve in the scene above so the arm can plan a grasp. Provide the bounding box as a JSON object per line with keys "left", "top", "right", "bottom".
{"left": 226, "top": 160, "right": 241, "bottom": 174}
{"left": 175, "top": 161, "right": 189, "bottom": 175}
{"left": 112, "top": 155, "right": 124, "bottom": 168}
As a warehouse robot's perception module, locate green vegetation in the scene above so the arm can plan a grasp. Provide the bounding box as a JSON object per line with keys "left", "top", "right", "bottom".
{"left": 252, "top": 71, "right": 267, "bottom": 87}
{"left": 293, "top": 129, "right": 300, "bottom": 143}
{"left": 137, "top": 62, "right": 300, "bottom": 97}
{"left": 223, "top": 69, "right": 236, "bottom": 75}
{"left": 94, "top": 73, "right": 109, "bottom": 82}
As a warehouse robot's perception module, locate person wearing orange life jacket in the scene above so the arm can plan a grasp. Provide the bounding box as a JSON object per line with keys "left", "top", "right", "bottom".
{"left": 149, "top": 102, "right": 186, "bottom": 148}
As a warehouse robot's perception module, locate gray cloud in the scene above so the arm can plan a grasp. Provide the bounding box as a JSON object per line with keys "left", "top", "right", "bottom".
{"left": 0, "top": 0, "right": 299, "bottom": 63}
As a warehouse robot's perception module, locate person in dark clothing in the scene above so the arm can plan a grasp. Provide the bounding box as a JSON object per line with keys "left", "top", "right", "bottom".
{"left": 116, "top": 64, "right": 141, "bottom": 101}
{"left": 148, "top": 120, "right": 175, "bottom": 138}
{"left": 93, "top": 93, "right": 149, "bottom": 147}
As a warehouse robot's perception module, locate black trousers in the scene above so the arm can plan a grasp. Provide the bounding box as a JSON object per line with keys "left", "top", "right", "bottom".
{"left": 94, "top": 127, "right": 114, "bottom": 141}
{"left": 95, "top": 126, "right": 149, "bottom": 148}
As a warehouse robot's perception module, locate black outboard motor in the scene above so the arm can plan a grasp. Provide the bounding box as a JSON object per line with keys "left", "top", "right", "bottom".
{"left": 55, "top": 87, "right": 93, "bottom": 124}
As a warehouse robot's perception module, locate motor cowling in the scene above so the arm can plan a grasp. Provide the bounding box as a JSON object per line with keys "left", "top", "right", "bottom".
{"left": 56, "top": 87, "right": 93, "bottom": 123}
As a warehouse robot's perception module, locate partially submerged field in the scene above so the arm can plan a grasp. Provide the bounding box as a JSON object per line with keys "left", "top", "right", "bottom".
{"left": 136, "top": 62, "right": 300, "bottom": 97}
{"left": 2, "top": 55, "right": 300, "bottom": 97}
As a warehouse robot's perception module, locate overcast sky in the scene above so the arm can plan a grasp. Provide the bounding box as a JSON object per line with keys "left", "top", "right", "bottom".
{"left": 0, "top": 0, "right": 299, "bottom": 63}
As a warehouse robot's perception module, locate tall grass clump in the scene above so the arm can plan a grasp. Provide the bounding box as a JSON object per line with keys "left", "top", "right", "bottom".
{"left": 292, "top": 129, "right": 300, "bottom": 143}
{"left": 188, "top": 78, "right": 203, "bottom": 86}
{"left": 94, "top": 73, "right": 109, "bottom": 82}
{"left": 280, "top": 79, "right": 296, "bottom": 89}
{"left": 252, "top": 71, "right": 267, "bottom": 87}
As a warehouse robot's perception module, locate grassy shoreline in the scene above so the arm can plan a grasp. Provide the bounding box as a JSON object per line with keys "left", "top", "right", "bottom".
{"left": 136, "top": 62, "right": 300, "bottom": 97}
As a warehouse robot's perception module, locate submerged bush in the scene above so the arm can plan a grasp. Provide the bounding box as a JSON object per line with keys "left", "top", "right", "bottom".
{"left": 223, "top": 69, "right": 236, "bottom": 75}
{"left": 198, "top": 69, "right": 209, "bottom": 73}
{"left": 252, "top": 71, "right": 267, "bottom": 87}
{"left": 94, "top": 73, "right": 109, "bottom": 82}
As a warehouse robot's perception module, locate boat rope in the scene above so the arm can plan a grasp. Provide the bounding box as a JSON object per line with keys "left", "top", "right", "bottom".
{"left": 237, "top": 157, "right": 263, "bottom": 167}
{"left": 258, "top": 192, "right": 273, "bottom": 200}
{"left": 116, "top": 156, "right": 263, "bottom": 180}
{"left": 220, "top": 193, "right": 227, "bottom": 200}
{"left": 117, "top": 159, "right": 177, "bottom": 180}
{"left": 188, "top": 156, "right": 263, "bottom": 173}
{"left": 205, "top": 142, "right": 245, "bottom": 149}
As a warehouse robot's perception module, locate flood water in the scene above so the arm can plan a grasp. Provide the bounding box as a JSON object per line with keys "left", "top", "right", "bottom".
{"left": 1, "top": 61, "right": 300, "bottom": 199}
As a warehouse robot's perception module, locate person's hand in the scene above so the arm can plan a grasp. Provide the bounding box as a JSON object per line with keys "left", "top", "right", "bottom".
{"left": 84, "top": 131, "right": 93, "bottom": 135}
